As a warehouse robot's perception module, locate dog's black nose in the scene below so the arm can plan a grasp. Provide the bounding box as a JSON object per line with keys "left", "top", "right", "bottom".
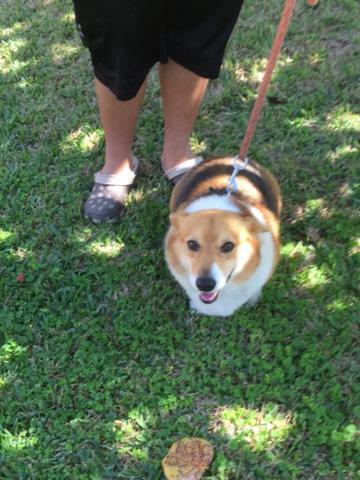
{"left": 196, "top": 276, "right": 216, "bottom": 292}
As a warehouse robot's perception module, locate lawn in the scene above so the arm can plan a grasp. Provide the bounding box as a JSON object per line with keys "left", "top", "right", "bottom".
{"left": 0, "top": 0, "right": 359, "bottom": 478}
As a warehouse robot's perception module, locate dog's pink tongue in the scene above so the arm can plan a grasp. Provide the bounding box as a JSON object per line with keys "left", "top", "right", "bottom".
{"left": 200, "top": 291, "right": 217, "bottom": 302}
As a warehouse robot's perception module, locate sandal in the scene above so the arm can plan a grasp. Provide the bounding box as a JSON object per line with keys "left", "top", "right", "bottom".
{"left": 164, "top": 157, "right": 203, "bottom": 184}
{"left": 83, "top": 157, "right": 138, "bottom": 224}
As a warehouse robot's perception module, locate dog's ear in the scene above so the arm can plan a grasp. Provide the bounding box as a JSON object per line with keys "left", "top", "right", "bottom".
{"left": 169, "top": 211, "right": 187, "bottom": 229}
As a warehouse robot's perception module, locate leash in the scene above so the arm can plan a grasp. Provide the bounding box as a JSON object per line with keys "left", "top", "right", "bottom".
{"left": 226, "top": 0, "right": 318, "bottom": 194}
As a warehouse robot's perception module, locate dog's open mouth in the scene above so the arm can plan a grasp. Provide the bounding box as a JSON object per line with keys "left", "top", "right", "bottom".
{"left": 199, "top": 291, "right": 219, "bottom": 304}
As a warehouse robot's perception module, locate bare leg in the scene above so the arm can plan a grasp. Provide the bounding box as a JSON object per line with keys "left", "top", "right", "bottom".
{"left": 83, "top": 79, "right": 147, "bottom": 223}
{"left": 95, "top": 78, "right": 146, "bottom": 176}
{"left": 159, "top": 60, "right": 209, "bottom": 172}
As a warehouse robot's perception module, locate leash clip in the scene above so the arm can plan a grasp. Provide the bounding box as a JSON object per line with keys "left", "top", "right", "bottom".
{"left": 226, "top": 156, "right": 249, "bottom": 195}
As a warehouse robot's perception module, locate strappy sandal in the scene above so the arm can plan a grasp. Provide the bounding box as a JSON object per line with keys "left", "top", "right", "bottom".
{"left": 83, "top": 157, "right": 138, "bottom": 224}
{"left": 164, "top": 157, "right": 203, "bottom": 184}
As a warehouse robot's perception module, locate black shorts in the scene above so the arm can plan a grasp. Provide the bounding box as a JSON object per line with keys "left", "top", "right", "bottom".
{"left": 73, "top": 0, "right": 244, "bottom": 101}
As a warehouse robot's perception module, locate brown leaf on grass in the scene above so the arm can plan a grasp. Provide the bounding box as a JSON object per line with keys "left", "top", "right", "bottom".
{"left": 162, "top": 438, "right": 214, "bottom": 480}
{"left": 16, "top": 272, "right": 25, "bottom": 283}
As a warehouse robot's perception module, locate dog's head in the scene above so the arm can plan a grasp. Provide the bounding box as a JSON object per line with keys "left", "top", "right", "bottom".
{"left": 166, "top": 209, "right": 267, "bottom": 304}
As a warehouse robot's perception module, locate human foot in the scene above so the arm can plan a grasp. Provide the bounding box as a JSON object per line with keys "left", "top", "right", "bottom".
{"left": 163, "top": 157, "right": 203, "bottom": 184}
{"left": 83, "top": 157, "right": 138, "bottom": 224}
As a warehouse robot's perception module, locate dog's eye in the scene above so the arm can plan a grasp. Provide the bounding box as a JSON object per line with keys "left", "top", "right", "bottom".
{"left": 220, "top": 241, "right": 235, "bottom": 253}
{"left": 187, "top": 240, "right": 200, "bottom": 252}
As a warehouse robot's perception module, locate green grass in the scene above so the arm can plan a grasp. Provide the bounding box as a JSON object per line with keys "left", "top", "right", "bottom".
{"left": 1, "top": 0, "right": 359, "bottom": 478}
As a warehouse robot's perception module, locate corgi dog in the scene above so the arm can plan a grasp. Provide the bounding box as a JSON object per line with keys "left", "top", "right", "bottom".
{"left": 165, "top": 157, "right": 282, "bottom": 316}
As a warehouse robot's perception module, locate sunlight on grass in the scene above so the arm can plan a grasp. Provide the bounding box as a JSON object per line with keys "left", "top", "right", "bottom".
{"left": 50, "top": 41, "right": 80, "bottom": 64}
{"left": 89, "top": 239, "right": 124, "bottom": 258}
{"left": 60, "top": 127, "right": 102, "bottom": 154}
{"left": 337, "top": 181, "right": 354, "bottom": 199}
{"left": 276, "top": 55, "right": 294, "bottom": 68}
{"left": 72, "top": 228, "right": 93, "bottom": 245}
{"left": 60, "top": 11, "right": 74, "bottom": 24}
{"left": 230, "top": 54, "right": 293, "bottom": 85}
{"left": 0, "top": 429, "right": 38, "bottom": 451}
{"left": 0, "top": 340, "right": 27, "bottom": 364}
{"left": 0, "top": 376, "right": 8, "bottom": 390}
{"left": 17, "top": 78, "right": 32, "bottom": 89}
{"left": 349, "top": 237, "right": 359, "bottom": 257}
{"left": 281, "top": 241, "right": 314, "bottom": 260}
{"left": 247, "top": 58, "right": 268, "bottom": 84}
{"left": 305, "top": 198, "right": 331, "bottom": 218}
{"left": 233, "top": 64, "right": 247, "bottom": 82}
{"left": 71, "top": 228, "right": 124, "bottom": 257}
{"left": 225, "top": 57, "right": 271, "bottom": 85}
{"left": 190, "top": 136, "right": 207, "bottom": 155}
{"left": 297, "top": 264, "right": 329, "bottom": 288}
{"left": 290, "top": 114, "right": 319, "bottom": 130}
{"left": 329, "top": 144, "right": 358, "bottom": 162}
{"left": 326, "top": 299, "right": 351, "bottom": 313}
{"left": 27, "top": 0, "right": 54, "bottom": 7}
{"left": 13, "top": 246, "right": 31, "bottom": 261}
{"left": 331, "top": 424, "right": 359, "bottom": 445}
{"left": 210, "top": 404, "right": 292, "bottom": 452}
{"left": 223, "top": 58, "right": 251, "bottom": 84}
{"left": 3, "top": 37, "right": 27, "bottom": 55}
{"left": 127, "top": 189, "right": 149, "bottom": 205}
{"left": 282, "top": 241, "right": 316, "bottom": 280}
{"left": 0, "top": 22, "right": 26, "bottom": 39}
{"left": 309, "top": 51, "right": 323, "bottom": 66}
{"left": 113, "top": 408, "right": 155, "bottom": 461}
{"left": 326, "top": 107, "right": 360, "bottom": 132}
{"left": 0, "top": 36, "right": 29, "bottom": 74}
{"left": 1, "top": 57, "right": 36, "bottom": 78}
{"left": 0, "top": 229, "right": 14, "bottom": 244}
{"left": 281, "top": 241, "right": 329, "bottom": 288}
{"left": 0, "top": 231, "right": 34, "bottom": 263}
{"left": 258, "top": 54, "right": 293, "bottom": 82}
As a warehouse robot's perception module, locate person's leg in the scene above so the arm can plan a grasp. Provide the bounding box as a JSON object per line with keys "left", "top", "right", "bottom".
{"left": 159, "top": 59, "right": 208, "bottom": 174}
{"left": 95, "top": 77, "right": 146, "bottom": 176}
{"left": 83, "top": 78, "right": 146, "bottom": 223}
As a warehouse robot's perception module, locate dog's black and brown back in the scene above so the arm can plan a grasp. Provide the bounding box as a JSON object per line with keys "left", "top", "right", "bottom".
{"left": 170, "top": 157, "right": 282, "bottom": 219}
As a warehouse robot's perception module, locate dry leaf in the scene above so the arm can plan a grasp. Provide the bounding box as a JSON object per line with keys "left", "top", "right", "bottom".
{"left": 162, "top": 438, "right": 214, "bottom": 480}
{"left": 16, "top": 272, "right": 25, "bottom": 283}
